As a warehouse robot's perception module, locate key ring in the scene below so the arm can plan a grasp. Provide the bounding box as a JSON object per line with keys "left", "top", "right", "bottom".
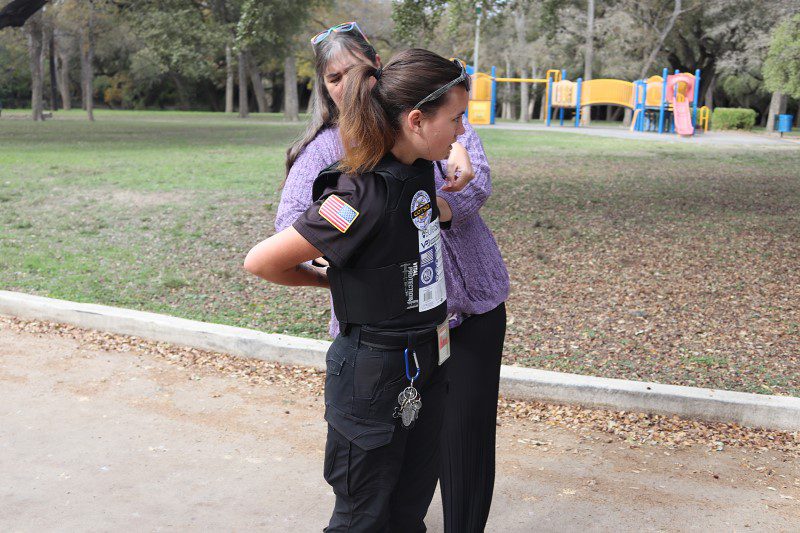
{"left": 403, "top": 348, "right": 421, "bottom": 382}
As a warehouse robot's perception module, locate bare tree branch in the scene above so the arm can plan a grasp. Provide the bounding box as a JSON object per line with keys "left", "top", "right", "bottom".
{"left": 638, "top": 0, "right": 682, "bottom": 79}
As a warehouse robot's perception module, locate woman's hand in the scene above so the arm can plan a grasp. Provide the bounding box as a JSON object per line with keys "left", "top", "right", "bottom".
{"left": 436, "top": 197, "right": 453, "bottom": 223}
{"left": 441, "top": 141, "right": 475, "bottom": 192}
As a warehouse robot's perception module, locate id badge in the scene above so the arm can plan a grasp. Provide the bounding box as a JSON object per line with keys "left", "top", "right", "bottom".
{"left": 437, "top": 319, "right": 451, "bottom": 365}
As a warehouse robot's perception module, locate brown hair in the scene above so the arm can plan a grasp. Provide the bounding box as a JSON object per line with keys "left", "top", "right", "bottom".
{"left": 338, "top": 48, "right": 468, "bottom": 175}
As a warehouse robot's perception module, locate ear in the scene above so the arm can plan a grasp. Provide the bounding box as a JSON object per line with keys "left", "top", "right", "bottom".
{"left": 405, "top": 109, "right": 424, "bottom": 134}
{"left": 375, "top": 54, "right": 382, "bottom": 68}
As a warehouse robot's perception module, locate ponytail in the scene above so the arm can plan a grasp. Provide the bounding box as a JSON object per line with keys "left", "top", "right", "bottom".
{"left": 338, "top": 64, "right": 395, "bottom": 175}
{"left": 337, "top": 48, "right": 468, "bottom": 175}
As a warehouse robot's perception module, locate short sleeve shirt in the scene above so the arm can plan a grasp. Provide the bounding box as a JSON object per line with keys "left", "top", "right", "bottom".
{"left": 292, "top": 173, "right": 387, "bottom": 267}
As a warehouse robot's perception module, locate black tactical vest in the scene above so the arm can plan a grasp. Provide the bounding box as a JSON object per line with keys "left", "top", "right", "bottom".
{"left": 312, "top": 154, "right": 448, "bottom": 332}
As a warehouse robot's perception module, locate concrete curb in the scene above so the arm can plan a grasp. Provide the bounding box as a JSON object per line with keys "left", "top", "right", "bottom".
{"left": 2, "top": 290, "right": 799, "bottom": 432}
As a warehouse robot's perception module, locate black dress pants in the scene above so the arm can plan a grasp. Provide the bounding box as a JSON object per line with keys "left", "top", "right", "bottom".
{"left": 323, "top": 326, "right": 447, "bottom": 532}
{"left": 439, "top": 303, "right": 507, "bottom": 532}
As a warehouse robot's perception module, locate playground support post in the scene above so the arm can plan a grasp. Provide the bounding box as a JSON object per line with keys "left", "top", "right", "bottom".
{"left": 559, "top": 69, "right": 566, "bottom": 126}
{"left": 490, "top": 66, "right": 496, "bottom": 125}
{"left": 473, "top": 2, "right": 481, "bottom": 75}
{"left": 546, "top": 74, "right": 553, "bottom": 126}
{"left": 658, "top": 67, "right": 668, "bottom": 134}
{"left": 637, "top": 80, "right": 646, "bottom": 131}
{"left": 575, "top": 78, "right": 582, "bottom": 127}
{"left": 670, "top": 69, "right": 679, "bottom": 134}
{"left": 692, "top": 68, "right": 700, "bottom": 127}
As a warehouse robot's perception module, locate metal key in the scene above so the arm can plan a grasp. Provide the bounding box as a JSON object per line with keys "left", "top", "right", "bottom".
{"left": 394, "top": 384, "right": 422, "bottom": 428}
{"left": 401, "top": 397, "right": 422, "bottom": 427}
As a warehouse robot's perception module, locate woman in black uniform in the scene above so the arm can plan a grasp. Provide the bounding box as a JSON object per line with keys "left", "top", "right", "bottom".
{"left": 244, "top": 48, "right": 470, "bottom": 532}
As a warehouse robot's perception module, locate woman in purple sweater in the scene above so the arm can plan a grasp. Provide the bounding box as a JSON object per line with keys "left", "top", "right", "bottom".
{"left": 275, "top": 22, "right": 510, "bottom": 532}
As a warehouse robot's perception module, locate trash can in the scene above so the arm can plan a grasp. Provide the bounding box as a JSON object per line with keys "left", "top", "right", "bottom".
{"left": 777, "top": 114, "right": 793, "bottom": 133}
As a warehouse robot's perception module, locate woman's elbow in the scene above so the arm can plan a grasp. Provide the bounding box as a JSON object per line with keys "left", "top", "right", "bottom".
{"left": 243, "top": 249, "right": 269, "bottom": 279}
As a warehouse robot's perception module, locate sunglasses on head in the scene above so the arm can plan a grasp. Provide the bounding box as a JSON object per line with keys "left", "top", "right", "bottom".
{"left": 310, "top": 21, "right": 371, "bottom": 46}
{"left": 413, "top": 59, "right": 471, "bottom": 110}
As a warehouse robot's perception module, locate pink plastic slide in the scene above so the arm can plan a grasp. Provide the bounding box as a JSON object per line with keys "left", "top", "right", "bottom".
{"left": 666, "top": 73, "right": 696, "bottom": 136}
{"left": 672, "top": 99, "right": 694, "bottom": 136}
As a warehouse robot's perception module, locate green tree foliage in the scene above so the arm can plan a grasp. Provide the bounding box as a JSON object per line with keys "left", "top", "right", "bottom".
{"left": 0, "top": 27, "right": 30, "bottom": 105}
{"left": 391, "top": 0, "right": 449, "bottom": 47}
{"left": 128, "top": 1, "right": 225, "bottom": 83}
{"left": 763, "top": 14, "right": 800, "bottom": 100}
{"left": 237, "top": 0, "right": 325, "bottom": 51}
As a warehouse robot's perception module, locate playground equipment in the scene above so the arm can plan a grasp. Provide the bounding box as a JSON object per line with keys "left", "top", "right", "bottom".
{"left": 466, "top": 64, "right": 561, "bottom": 126}
{"left": 466, "top": 64, "right": 707, "bottom": 136}
{"left": 630, "top": 69, "right": 701, "bottom": 135}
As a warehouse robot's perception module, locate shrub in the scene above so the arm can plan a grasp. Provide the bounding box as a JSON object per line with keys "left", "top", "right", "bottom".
{"left": 711, "top": 108, "right": 757, "bottom": 130}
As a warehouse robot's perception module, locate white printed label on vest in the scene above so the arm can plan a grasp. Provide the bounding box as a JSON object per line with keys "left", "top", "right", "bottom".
{"left": 400, "top": 260, "right": 419, "bottom": 309}
{"left": 418, "top": 218, "right": 446, "bottom": 312}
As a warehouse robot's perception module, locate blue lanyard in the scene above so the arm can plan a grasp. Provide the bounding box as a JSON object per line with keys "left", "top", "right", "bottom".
{"left": 404, "top": 348, "right": 420, "bottom": 381}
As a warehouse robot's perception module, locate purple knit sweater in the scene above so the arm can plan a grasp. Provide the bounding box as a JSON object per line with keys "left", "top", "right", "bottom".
{"left": 275, "top": 118, "right": 510, "bottom": 336}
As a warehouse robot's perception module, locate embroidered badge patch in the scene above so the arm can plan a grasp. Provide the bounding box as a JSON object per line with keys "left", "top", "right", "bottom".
{"left": 410, "top": 190, "right": 432, "bottom": 230}
{"left": 319, "top": 194, "right": 360, "bottom": 233}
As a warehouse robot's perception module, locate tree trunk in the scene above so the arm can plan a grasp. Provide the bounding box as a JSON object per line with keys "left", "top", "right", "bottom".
{"left": 246, "top": 51, "right": 267, "bottom": 113}
{"left": 261, "top": 74, "right": 273, "bottom": 110}
{"left": 766, "top": 92, "right": 788, "bottom": 132}
{"left": 170, "top": 73, "right": 191, "bottom": 110}
{"left": 225, "top": 43, "right": 234, "bottom": 113}
{"left": 25, "top": 12, "right": 44, "bottom": 121}
{"left": 56, "top": 32, "right": 71, "bottom": 110}
{"left": 795, "top": 104, "right": 800, "bottom": 129}
{"left": 539, "top": 81, "right": 547, "bottom": 120}
{"left": 529, "top": 60, "right": 539, "bottom": 119}
{"left": 519, "top": 67, "right": 529, "bottom": 122}
{"left": 502, "top": 56, "right": 514, "bottom": 119}
{"left": 623, "top": 108, "right": 633, "bottom": 127}
{"left": 48, "top": 26, "right": 57, "bottom": 110}
{"left": 582, "top": 0, "right": 594, "bottom": 126}
{"left": 513, "top": 4, "right": 527, "bottom": 121}
{"left": 238, "top": 49, "right": 248, "bottom": 118}
{"left": 638, "top": 0, "right": 682, "bottom": 80}
{"left": 269, "top": 71, "right": 280, "bottom": 112}
{"left": 704, "top": 74, "right": 715, "bottom": 110}
{"left": 79, "top": 1, "right": 95, "bottom": 121}
{"left": 528, "top": 92, "right": 535, "bottom": 119}
{"left": 283, "top": 53, "right": 299, "bottom": 122}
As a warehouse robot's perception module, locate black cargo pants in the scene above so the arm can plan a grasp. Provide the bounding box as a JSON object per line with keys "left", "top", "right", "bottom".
{"left": 322, "top": 326, "right": 447, "bottom": 532}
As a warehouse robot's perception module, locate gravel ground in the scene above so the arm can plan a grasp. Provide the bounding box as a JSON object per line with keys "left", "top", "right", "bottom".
{"left": 3, "top": 314, "right": 797, "bottom": 457}
{"left": 4, "top": 318, "right": 799, "bottom": 531}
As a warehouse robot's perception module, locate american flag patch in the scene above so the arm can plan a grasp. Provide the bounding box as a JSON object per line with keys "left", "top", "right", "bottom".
{"left": 319, "top": 194, "right": 360, "bottom": 233}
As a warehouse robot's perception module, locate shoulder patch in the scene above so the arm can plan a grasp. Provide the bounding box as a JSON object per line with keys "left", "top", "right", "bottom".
{"left": 319, "top": 194, "right": 360, "bottom": 233}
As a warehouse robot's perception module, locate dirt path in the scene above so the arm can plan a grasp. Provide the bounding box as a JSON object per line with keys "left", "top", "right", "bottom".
{"left": 1, "top": 327, "right": 798, "bottom": 532}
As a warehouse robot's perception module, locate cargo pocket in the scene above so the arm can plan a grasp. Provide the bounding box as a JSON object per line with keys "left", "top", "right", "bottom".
{"left": 324, "top": 403, "right": 394, "bottom": 451}
{"left": 326, "top": 346, "right": 346, "bottom": 376}
{"left": 323, "top": 426, "right": 350, "bottom": 497}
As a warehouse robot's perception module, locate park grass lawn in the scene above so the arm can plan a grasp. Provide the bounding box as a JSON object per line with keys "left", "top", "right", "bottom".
{"left": 2, "top": 109, "right": 799, "bottom": 396}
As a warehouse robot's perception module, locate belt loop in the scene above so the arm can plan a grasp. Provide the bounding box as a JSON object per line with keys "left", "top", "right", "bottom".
{"left": 406, "top": 330, "right": 417, "bottom": 353}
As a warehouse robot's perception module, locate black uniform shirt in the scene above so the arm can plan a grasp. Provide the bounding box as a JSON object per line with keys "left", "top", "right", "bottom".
{"left": 293, "top": 171, "right": 388, "bottom": 268}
